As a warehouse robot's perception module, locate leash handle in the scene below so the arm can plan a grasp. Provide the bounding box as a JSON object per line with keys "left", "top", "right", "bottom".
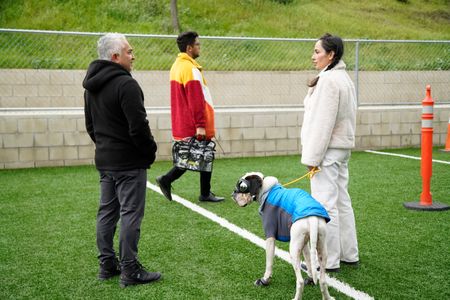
{"left": 282, "top": 167, "right": 321, "bottom": 187}
{"left": 308, "top": 166, "right": 321, "bottom": 179}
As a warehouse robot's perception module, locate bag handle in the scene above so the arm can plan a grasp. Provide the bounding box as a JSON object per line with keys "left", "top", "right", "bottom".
{"left": 188, "top": 135, "right": 209, "bottom": 149}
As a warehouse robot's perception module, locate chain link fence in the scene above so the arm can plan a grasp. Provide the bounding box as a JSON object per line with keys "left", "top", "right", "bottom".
{"left": 1, "top": 29, "right": 449, "bottom": 107}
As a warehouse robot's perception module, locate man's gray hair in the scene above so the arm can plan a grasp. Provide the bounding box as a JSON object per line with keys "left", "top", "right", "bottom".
{"left": 97, "top": 33, "right": 127, "bottom": 60}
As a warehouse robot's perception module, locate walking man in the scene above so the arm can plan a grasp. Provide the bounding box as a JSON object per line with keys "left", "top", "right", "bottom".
{"left": 83, "top": 33, "right": 161, "bottom": 287}
{"left": 156, "top": 31, "right": 224, "bottom": 203}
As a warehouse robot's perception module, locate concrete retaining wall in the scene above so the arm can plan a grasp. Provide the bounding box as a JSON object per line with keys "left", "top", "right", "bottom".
{"left": 1, "top": 69, "right": 449, "bottom": 169}
{"left": 1, "top": 106, "right": 449, "bottom": 169}
{"left": 1, "top": 69, "right": 449, "bottom": 107}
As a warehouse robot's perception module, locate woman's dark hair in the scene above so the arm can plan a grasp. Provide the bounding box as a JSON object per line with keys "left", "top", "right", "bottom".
{"left": 177, "top": 31, "right": 199, "bottom": 52}
{"left": 308, "top": 33, "right": 344, "bottom": 87}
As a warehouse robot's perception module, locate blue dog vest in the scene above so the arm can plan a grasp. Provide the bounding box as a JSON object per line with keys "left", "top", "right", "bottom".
{"left": 260, "top": 184, "right": 330, "bottom": 242}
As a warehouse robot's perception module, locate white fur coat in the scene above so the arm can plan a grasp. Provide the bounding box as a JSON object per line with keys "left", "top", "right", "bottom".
{"left": 301, "top": 60, "right": 357, "bottom": 167}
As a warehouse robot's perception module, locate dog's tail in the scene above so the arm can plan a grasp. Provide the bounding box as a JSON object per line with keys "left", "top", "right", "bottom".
{"left": 309, "top": 216, "right": 319, "bottom": 284}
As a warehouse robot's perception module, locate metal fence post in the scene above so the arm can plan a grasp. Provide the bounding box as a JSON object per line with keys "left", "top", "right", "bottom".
{"left": 354, "top": 40, "right": 360, "bottom": 107}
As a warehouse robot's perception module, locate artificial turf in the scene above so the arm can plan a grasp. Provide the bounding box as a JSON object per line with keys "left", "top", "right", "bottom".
{"left": 1, "top": 148, "right": 449, "bottom": 299}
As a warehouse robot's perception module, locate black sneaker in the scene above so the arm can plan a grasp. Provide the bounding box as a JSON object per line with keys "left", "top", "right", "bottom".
{"left": 156, "top": 175, "right": 172, "bottom": 201}
{"left": 119, "top": 262, "right": 161, "bottom": 288}
{"left": 199, "top": 192, "right": 224, "bottom": 202}
{"left": 325, "top": 267, "right": 340, "bottom": 273}
{"left": 98, "top": 258, "right": 121, "bottom": 280}
{"left": 341, "top": 260, "right": 359, "bottom": 267}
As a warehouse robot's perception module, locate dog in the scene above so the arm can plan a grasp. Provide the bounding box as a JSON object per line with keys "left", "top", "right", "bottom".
{"left": 232, "top": 172, "right": 334, "bottom": 300}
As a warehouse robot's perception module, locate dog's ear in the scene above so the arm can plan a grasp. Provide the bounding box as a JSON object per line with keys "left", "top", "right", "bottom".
{"left": 244, "top": 175, "right": 263, "bottom": 199}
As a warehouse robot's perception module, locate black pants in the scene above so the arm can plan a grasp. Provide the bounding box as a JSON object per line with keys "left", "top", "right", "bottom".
{"left": 96, "top": 169, "right": 147, "bottom": 268}
{"left": 163, "top": 166, "right": 211, "bottom": 197}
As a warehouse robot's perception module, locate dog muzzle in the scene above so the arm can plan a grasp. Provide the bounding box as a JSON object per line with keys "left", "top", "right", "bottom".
{"left": 235, "top": 178, "right": 251, "bottom": 193}
{"left": 232, "top": 178, "right": 255, "bottom": 205}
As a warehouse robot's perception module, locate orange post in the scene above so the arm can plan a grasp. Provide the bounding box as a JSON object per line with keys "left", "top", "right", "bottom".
{"left": 442, "top": 117, "right": 450, "bottom": 152}
{"left": 419, "top": 85, "right": 433, "bottom": 206}
{"left": 404, "top": 85, "right": 449, "bottom": 211}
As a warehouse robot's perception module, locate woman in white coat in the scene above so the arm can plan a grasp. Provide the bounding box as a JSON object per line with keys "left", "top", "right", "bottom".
{"left": 301, "top": 33, "right": 359, "bottom": 272}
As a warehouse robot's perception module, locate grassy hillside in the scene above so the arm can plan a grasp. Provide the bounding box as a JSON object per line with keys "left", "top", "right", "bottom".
{"left": 0, "top": 0, "right": 449, "bottom": 39}
{"left": 0, "top": 0, "right": 448, "bottom": 71}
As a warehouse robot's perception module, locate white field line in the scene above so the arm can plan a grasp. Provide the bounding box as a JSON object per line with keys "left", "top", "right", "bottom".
{"left": 364, "top": 150, "right": 450, "bottom": 165}
{"left": 147, "top": 181, "right": 374, "bottom": 300}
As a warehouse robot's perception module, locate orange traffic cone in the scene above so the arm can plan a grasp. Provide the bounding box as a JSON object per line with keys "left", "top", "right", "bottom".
{"left": 442, "top": 117, "right": 450, "bottom": 152}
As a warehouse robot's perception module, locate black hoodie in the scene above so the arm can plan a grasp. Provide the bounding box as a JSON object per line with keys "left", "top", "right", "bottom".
{"left": 83, "top": 60, "right": 157, "bottom": 170}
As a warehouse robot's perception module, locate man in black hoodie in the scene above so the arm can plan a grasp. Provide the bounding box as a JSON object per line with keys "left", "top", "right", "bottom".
{"left": 83, "top": 33, "right": 160, "bottom": 287}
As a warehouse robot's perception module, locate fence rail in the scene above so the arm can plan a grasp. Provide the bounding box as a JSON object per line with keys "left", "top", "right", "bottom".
{"left": 1, "top": 28, "right": 449, "bottom": 107}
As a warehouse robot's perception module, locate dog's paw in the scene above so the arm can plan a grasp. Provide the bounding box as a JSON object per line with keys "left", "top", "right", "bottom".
{"left": 304, "top": 277, "right": 315, "bottom": 286}
{"left": 254, "top": 278, "right": 270, "bottom": 286}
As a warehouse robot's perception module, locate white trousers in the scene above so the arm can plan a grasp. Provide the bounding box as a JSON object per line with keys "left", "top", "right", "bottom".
{"left": 310, "top": 149, "right": 359, "bottom": 269}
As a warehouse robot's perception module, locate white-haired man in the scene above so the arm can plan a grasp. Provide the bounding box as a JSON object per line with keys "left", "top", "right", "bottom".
{"left": 83, "top": 33, "right": 161, "bottom": 287}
